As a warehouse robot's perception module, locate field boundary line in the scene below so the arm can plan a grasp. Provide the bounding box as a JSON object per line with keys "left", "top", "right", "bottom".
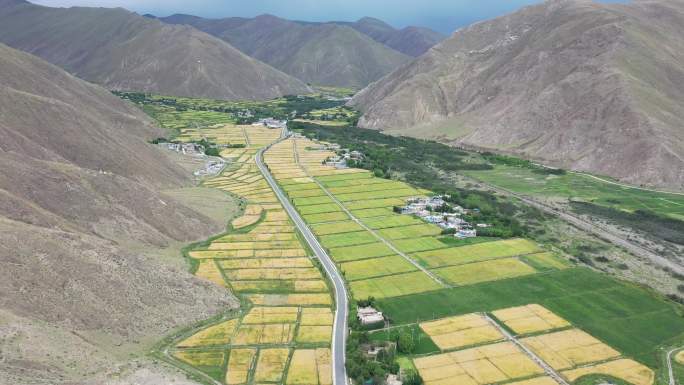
{"left": 290, "top": 137, "right": 449, "bottom": 288}
{"left": 483, "top": 314, "right": 569, "bottom": 385}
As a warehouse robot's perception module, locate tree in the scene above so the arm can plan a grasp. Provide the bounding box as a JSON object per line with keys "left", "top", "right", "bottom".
{"left": 402, "top": 369, "right": 424, "bottom": 385}
{"left": 396, "top": 332, "right": 415, "bottom": 354}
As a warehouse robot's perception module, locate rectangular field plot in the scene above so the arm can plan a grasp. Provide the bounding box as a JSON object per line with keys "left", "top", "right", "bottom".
{"left": 226, "top": 348, "right": 256, "bottom": 385}
{"left": 233, "top": 323, "right": 295, "bottom": 345}
{"left": 219, "top": 257, "right": 312, "bottom": 269}
{"left": 326, "top": 180, "right": 403, "bottom": 194}
{"left": 419, "top": 313, "right": 503, "bottom": 351}
{"left": 345, "top": 198, "right": 407, "bottom": 210}
{"left": 242, "top": 307, "right": 299, "bottom": 324}
{"left": 335, "top": 188, "right": 420, "bottom": 202}
{"left": 412, "top": 238, "right": 543, "bottom": 268}
{"left": 298, "top": 203, "right": 343, "bottom": 215}
{"left": 414, "top": 341, "right": 544, "bottom": 385}
{"left": 561, "top": 358, "right": 654, "bottom": 385}
{"left": 316, "top": 172, "right": 372, "bottom": 183}
{"left": 340, "top": 255, "right": 418, "bottom": 281}
{"left": 286, "top": 349, "right": 332, "bottom": 385}
{"left": 521, "top": 329, "right": 621, "bottom": 370}
{"left": 433, "top": 258, "right": 537, "bottom": 286}
{"left": 392, "top": 237, "right": 449, "bottom": 253}
{"left": 319, "top": 231, "right": 377, "bottom": 248}
{"left": 286, "top": 188, "right": 327, "bottom": 198}
{"left": 302, "top": 211, "right": 350, "bottom": 223}
{"left": 349, "top": 271, "right": 443, "bottom": 299}
{"left": 377, "top": 224, "right": 442, "bottom": 240}
{"left": 296, "top": 325, "right": 333, "bottom": 344}
{"left": 311, "top": 221, "right": 365, "bottom": 235}
{"left": 248, "top": 293, "right": 332, "bottom": 306}
{"left": 177, "top": 319, "right": 238, "bottom": 348}
{"left": 300, "top": 308, "right": 333, "bottom": 326}
{"left": 328, "top": 242, "right": 395, "bottom": 262}
{"left": 522, "top": 252, "right": 571, "bottom": 271}
{"left": 174, "top": 350, "right": 226, "bottom": 377}
{"left": 492, "top": 304, "right": 570, "bottom": 335}
{"left": 362, "top": 215, "right": 425, "bottom": 229}
{"left": 351, "top": 208, "right": 395, "bottom": 218}
{"left": 254, "top": 348, "right": 290, "bottom": 383}
{"left": 293, "top": 196, "right": 336, "bottom": 206}
{"left": 223, "top": 267, "right": 322, "bottom": 280}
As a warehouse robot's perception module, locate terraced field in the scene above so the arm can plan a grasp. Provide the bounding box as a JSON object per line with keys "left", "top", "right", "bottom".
{"left": 169, "top": 125, "right": 334, "bottom": 385}
{"left": 264, "top": 136, "right": 569, "bottom": 301}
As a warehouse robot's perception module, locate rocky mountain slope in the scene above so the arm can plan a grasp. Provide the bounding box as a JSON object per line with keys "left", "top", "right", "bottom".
{"left": 0, "top": 0, "right": 310, "bottom": 100}
{"left": 350, "top": 0, "right": 684, "bottom": 189}
{"left": 336, "top": 17, "right": 446, "bottom": 56}
{"left": 0, "top": 43, "right": 236, "bottom": 385}
{"left": 160, "top": 14, "right": 412, "bottom": 88}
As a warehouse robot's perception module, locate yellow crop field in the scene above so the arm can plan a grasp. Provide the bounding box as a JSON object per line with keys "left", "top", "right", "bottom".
{"left": 174, "top": 350, "right": 225, "bottom": 368}
{"left": 232, "top": 214, "right": 261, "bottom": 229}
{"left": 224, "top": 267, "right": 322, "bottom": 280}
{"left": 562, "top": 359, "right": 654, "bottom": 385}
{"left": 220, "top": 257, "right": 312, "bottom": 269}
{"left": 419, "top": 313, "right": 503, "bottom": 350}
{"left": 433, "top": 258, "right": 537, "bottom": 286}
{"left": 177, "top": 319, "right": 238, "bottom": 348}
{"left": 254, "top": 348, "right": 290, "bottom": 382}
{"left": 195, "top": 260, "right": 225, "bottom": 287}
{"left": 348, "top": 271, "right": 442, "bottom": 299}
{"left": 233, "top": 323, "right": 295, "bottom": 345}
{"left": 286, "top": 349, "right": 318, "bottom": 385}
{"left": 254, "top": 248, "right": 307, "bottom": 258}
{"left": 226, "top": 348, "right": 256, "bottom": 385}
{"left": 242, "top": 307, "right": 299, "bottom": 324}
{"left": 492, "top": 304, "right": 570, "bottom": 335}
{"left": 294, "top": 280, "right": 328, "bottom": 292}
{"left": 414, "top": 342, "right": 543, "bottom": 385}
{"left": 521, "top": 329, "right": 621, "bottom": 370}
{"left": 296, "top": 325, "right": 333, "bottom": 344}
{"left": 676, "top": 351, "right": 684, "bottom": 364}
{"left": 316, "top": 348, "right": 333, "bottom": 385}
{"left": 301, "top": 308, "right": 333, "bottom": 325}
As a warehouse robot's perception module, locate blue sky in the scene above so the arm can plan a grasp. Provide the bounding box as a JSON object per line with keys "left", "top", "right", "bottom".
{"left": 32, "top": 0, "right": 550, "bottom": 34}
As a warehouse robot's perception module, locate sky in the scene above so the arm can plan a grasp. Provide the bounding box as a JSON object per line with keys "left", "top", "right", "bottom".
{"left": 31, "top": 0, "right": 552, "bottom": 34}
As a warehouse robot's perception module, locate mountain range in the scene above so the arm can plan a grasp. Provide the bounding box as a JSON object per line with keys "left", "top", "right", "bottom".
{"left": 0, "top": 42, "right": 237, "bottom": 384}
{"left": 158, "top": 13, "right": 430, "bottom": 88}
{"left": 350, "top": 0, "right": 684, "bottom": 189}
{"left": 0, "top": 0, "right": 310, "bottom": 100}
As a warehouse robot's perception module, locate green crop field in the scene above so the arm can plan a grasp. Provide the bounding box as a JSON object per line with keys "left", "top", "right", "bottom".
{"left": 362, "top": 215, "right": 425, "bottom": 229}
{"left": 464, "top": 165, "right": 684, "bottom": 220}
{"left": 317, "top": 173, "right": 372, "bottom": 183}
{"left": 287, "top": 188, "right": 328, "bottom": 198}
{"left": 432, "top": 257, "right": 538, "bottom": 285}
{"left": 375, "top": 268, "right": 684, "bottom": 368}
{"left": 319, "top": 231, "right": 378, "bottom": 248}
{"left": 298, "top": 204, "right": 343, "bottom": 215}
{"left": 292, "top": 196, "right": 336, "bottom": 206}
{"left": 311, "top": 221, "right": 365, "bottom": 235}
{"left": 411, "top": 238, "right": 542, "bottom": 268}
{"left": 350, "top": 208, "right": 395, "bottom": 218}
{"left": 349, "top": 271, "right": 443, "bottom": 299}
{"left": 301, "top": 211, "right": 350, "bottom": 223}
{"left": 327, "top": 180, "right": 405, "bottom": 194}
{"left": 328, "top": 242, "right": 395, "bottom": 262}
{"left": 335, "top": 188, "right": 419, "bottom": 202}
{"left": 281, "top": 182, "right": 320, "bottom": 191}
{"left": 392, "top": 237, "right": 450, "bottom": 253}
{"left": 321, "top": 177, "right": 391, "bottom": 188}
{"left": 376, "top": 224, "right": 442, "bottom": 240}
{"left": 521, "top": 252, "right": 572, "bottom": 271}
{"left": 340, "top": 255, "right": 418, "bottom": 281}
{"left": 345, "top": 198, "right": 408, "bottom": 210}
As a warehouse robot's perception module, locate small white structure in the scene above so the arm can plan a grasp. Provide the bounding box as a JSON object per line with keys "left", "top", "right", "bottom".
{"left": 252, "top": 118, "right": 287, "bottom": 129}
{"left": 456, "top": 229, "right": 477, "bottom": 238}
{"left": 357, "top": 307, "right": 384, "bottom": 325}
{"left": 386, "top": 374, "right": 403, "bottom": 385}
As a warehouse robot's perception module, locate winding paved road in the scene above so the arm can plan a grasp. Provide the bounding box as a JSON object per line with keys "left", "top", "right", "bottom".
{"left": 256, "top": 134, "right": 349, "bottom": 385}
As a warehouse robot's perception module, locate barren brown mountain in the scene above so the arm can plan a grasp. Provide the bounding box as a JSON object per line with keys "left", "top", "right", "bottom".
{"left": 160, "top": 13, "right": 412, "bottom": 88}
{"left": 0, "top": 43, "right": 237, "bottom": 385}
{"left": 350, "top": 0, "right": 684, "bottom": 189}
{"left": 0, "top": 0, "right": 310, "bottom": 100}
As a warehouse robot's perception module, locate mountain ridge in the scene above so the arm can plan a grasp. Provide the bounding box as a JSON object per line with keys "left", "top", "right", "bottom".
{"left": 350, "top": 0, "right": 684, "bottom": 189}
{"left": 0, "top": 0, "right": 311, "bottom": 100}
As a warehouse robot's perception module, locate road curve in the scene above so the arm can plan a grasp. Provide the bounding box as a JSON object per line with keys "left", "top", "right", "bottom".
{"left": 256, "top": 135, "right": 349, "bottom": 385}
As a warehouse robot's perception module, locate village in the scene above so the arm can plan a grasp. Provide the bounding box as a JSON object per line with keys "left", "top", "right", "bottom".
{"left": 398, "top": 195, "right": 487, "bottom": 239}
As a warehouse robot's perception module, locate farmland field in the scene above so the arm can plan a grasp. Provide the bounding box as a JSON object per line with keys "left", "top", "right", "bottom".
{"left": 432, "top": 258, "right": 538, "bottom": 285}
{"left": 412, "top": 238, "right": 542, "bottom": 268}
{"left": 339, "top": 254, "right": 418, "bottom": 281}
{"left": 349, "top": 271, "right": 443, "bottom": 299}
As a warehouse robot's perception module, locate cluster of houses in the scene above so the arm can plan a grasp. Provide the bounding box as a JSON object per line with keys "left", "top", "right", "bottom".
{"left": 193, "top": 159, "right": 225, "bottom": 177}
{"left": 252, "top": 118, "right": 287, "bottom": 129}
{"left": 400, "top": 195, "right": 484, "bottom": 238}
{"left": 161, "top": 142, "right": 204, "bottom": 156}
{"left": 324, "top": 148, "right": 364, "bottom": 169}
{"left": 357, "top": 306, "right": 384, "bottom": 326}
